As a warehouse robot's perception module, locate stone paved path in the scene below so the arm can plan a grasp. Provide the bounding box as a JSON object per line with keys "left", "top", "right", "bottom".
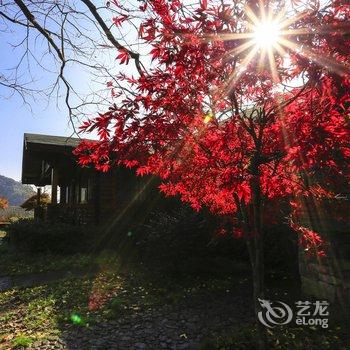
{"left": 29, "top": 291, "right": 253, "bottom": 350}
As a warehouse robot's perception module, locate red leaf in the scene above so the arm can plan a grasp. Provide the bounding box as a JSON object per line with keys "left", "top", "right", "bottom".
{"left": 200, "top": 0, "right": 207, "bottom": 10}
{"left": 136, "top": 166, "right": 151, "bottom": 176}
{"left": 112, "top": 15, "right": 128, "bottom": 27}
{"left": 116, "top": 49, "right": 130, "bottom": 65}
{"left": 150, "top": 47, "right": 162, "bottom": 61}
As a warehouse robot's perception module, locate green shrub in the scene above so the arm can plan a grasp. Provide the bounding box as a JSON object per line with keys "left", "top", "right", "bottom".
{"left": 11, "top": 334, "right": 33, "bottom": 348}
{"left": 135, "top": 202, "right": 298, "bottom": 278}
{"left": 136, "top": 206, "right": 249, "bottom": 276}
{"left": 6, "top": 219, "right": 97, "bottom": 254}
{"left": 139, "top": 206, "right": 212, "bottom": 260}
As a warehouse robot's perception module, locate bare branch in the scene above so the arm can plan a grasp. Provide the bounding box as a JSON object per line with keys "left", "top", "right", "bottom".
{"left": 79, "top": 0, "right": 144, "bottom": 76}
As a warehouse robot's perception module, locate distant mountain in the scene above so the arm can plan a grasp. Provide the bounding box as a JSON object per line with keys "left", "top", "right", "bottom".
{"left": 0, "top": 175, "right": 35, "bottom": 206}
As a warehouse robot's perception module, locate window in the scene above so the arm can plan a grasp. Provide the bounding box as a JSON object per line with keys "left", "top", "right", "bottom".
{"left": 80, "top": 187, "right": 88, "bottom": 203}
{"left": 78, "top": 175, "right": 92, "bottom": 204}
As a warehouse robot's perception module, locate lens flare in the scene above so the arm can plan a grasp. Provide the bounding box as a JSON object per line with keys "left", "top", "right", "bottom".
{"left": 70, "top": 313, "right": 82, "bottom": 325}
{"left": 203, "top": 114, "right": 213, "bottom": 124}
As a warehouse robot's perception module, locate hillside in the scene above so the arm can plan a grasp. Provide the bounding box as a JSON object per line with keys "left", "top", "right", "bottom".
{"left": 0, "top": 175, "right": 35, "bottom": 206}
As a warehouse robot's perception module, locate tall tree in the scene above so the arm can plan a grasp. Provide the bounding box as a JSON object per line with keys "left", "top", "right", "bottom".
{"left": 9, "top": 0, "right": 347, "bottom": 347}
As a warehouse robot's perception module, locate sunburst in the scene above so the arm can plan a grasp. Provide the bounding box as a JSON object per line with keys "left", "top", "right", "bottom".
{"left": 216, "top": 3, "right": 350, "bottom": 85}
{"left": 253, "top": 20, "right": 282, "bottom": 48}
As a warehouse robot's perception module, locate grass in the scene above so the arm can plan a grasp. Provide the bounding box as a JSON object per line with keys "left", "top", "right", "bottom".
{"left": 0, "top": 251, "right": 252, "bottom": 349}
{"left": 1, "top": 242, "right": 346, "bottom": 350}
{"left": 2, "top": 266, "right": 348, "bottom": 350}
{"left": 0, "top": 240, "right": 96, "bottom": 276}
{"left": 0, "top": 275, "right": 108, "bottom": 347}
{"left": 11, "top": 335, "right": 33, "bottom": 348}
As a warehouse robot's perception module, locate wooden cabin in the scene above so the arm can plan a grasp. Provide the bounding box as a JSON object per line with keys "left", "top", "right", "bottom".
{"left": 21, "top": 133, "right": 167, "bottom": 226}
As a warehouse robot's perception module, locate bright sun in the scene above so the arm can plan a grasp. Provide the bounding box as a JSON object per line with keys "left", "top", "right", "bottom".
{"left": 253, "top": 21, "right": 281, "bottom": 48}
{"left": 217, "top": 4, "right": 344, "bottom": 84}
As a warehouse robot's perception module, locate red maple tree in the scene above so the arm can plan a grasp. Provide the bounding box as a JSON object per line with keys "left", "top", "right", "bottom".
{"left": 75, "top": 0, "right": 350, "bottom": 343}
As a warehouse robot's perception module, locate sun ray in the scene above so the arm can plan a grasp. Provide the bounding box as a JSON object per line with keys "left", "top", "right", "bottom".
{"left": 244, "top": 5, "right": 261, "bottom": 26}
{"left": 277, "top": 10, "right": 309, "bottom": 30}
{"left": 273, "top": 7, "right": 288, "bottom": 26}
{"left": 259, "top": 0, "right": 267, "bottom": 22}
{"left": 220, "top": 39, "right": 256, "bottom": 63}
{"left": 231, "top": 40, "right": 256, "bottom": 56}
{"left": 266, "top": 5, "right": 274, "bottom": 23}
{"left": 226, "top": 45, "right": 260, "bottom": 88}
{"left": 281, "top": 22, "right": 350, "bottom": 37}
{"left": 267, "top": 46, "right": 279, "bottom": 82}
{"left": 273, "top": 42, "right": 288, "bottom": 58}
{"left": 211, "top": 3, "right": 350, "bottom": 88}
{"left": 280, "top": 28, "right": 313, "bottom": 36}
{"left": 279, "top": 37, "right": 350, "bottom": 76}
{"left": 207, "top": 32, "right": 255, "bottom": 42}
{"left": 258, "top": 47, "right": 267, "bottom": 72}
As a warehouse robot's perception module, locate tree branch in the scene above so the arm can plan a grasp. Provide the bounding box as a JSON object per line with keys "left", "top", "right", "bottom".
{"left": 79, "top": 0, "right": 144, "bottom": 76}
{"left": 13, "top": 0, "right": 65, "bottom": 62}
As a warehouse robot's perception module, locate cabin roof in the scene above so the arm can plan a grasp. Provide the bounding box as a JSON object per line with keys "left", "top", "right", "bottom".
{"left": 22, "top": 133, "right": 85, "bottom": 186}
{"left": 24, "top": 133, "right": 82, "bottom": 148}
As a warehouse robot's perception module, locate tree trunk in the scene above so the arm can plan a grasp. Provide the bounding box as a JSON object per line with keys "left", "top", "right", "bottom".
{"left": 235, "top": 164, "right": 265, "bottom": 349}
{"left": 252, "top": 173, "right": 266, "bottom": 350}
{"left": 243, "top": 233, "right": 265, "bottom": 349}
{"left": 238, "top": 172, "right": 265, "bottom": 349}
{"left": 252, "top": 231, "right": 265, "bottom": 350}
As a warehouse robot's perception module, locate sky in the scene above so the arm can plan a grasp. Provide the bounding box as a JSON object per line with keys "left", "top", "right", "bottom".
{"left": 0, "top": 0, "right": 147, "bottom": 181}
{"left": 0, "top": 9, "right": 74, "bottom": 180}
{"left": 0, "top": 49, "right": 80, "bottom": 181}
{"left": 0, "top": 4, "right": 119, "bottom": 181}
{"left": 0, "top": 94, "right": 74, "bottom": 181}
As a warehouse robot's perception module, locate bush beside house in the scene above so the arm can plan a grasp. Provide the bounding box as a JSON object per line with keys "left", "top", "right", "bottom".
{"left": 6, "top": 219, "right": 97, "bottom": 254}
{"left": 5, "top": 204, "right": 298, "bottom": 278}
